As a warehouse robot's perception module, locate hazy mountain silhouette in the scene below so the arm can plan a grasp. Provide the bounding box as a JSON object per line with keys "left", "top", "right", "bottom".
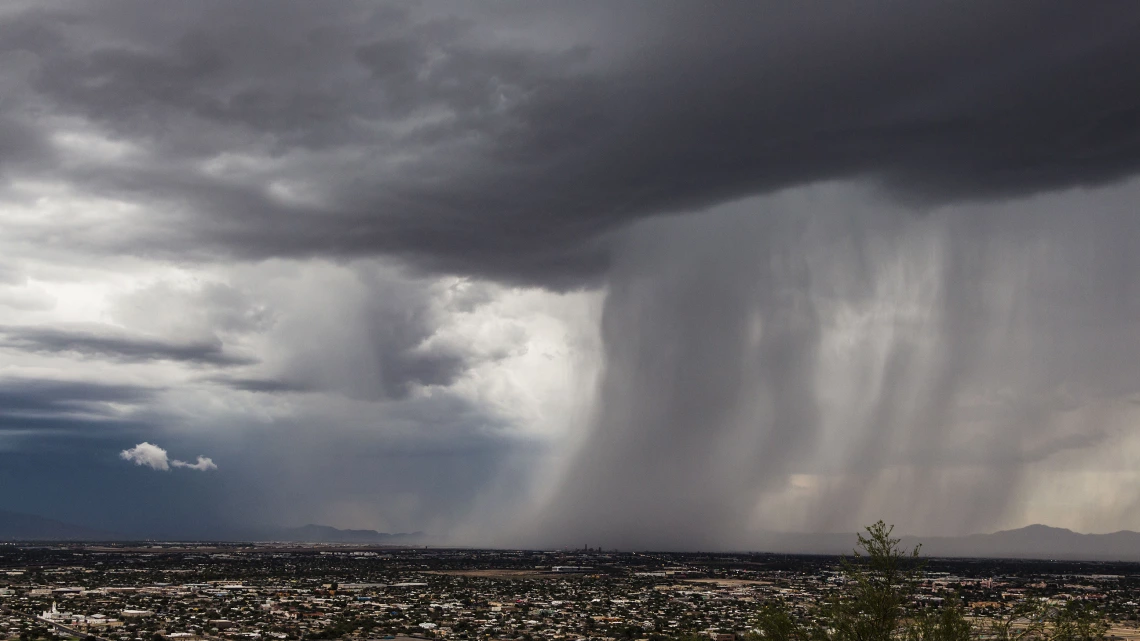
{"left": 916, "top": 524, "right": 1140, "bottom": 560}
{"left": 266, "top": 524, "right": 424, "bottom": 544}
{"left": 754, "top": 524, "right": 1140, "bottom": 561}
{"left": 142, "top": 523, "right": 427, "bottom": 543}
{"left": 0, "top": 509, "right": 423, "bottom": 544}
{"left": 2, "top": 508, "right": 1134, "bottom": 557}
{"left": 0, "top": 510, "right": 124, "bottom": 541}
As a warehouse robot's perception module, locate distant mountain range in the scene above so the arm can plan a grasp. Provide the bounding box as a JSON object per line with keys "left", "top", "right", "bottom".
{"left": 754, "top": 524, "right": 1140, "bottom": 561}
{"left": 0, "top": 509, "right": 124, "bottom": 541}
{"left": 262, "top": 524, "right": 424, "bottom": 544}
{"left": 3, "top": 508, "right": 1139, "bottom": 559}
{"left": 0, "top": 509, "right": 422, "bottom": 544}
{"left": 917, "top": 524, "right": 1140, "bottom": 561}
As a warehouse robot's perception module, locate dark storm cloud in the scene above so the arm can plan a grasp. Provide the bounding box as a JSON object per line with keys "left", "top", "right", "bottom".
{"left": 0, "top": 378, "right": 154, "bottom": 412}
{"left": 0, "top": 377, "right": 156, "bottom": 433}
{"left": 3, "top": 1, "right": 1140, "bottom": 544}
{"left": 359, "top": 295, "right": 470, "bottom": 399}
{"left": 263, "top": 264, "right": 494, "bottom": 402}
{"left": 0, "top": 325, "right": 256, "bottom": 366}
{"left": 206, "top": 376, "right": 312, "bottom": 394}
{"left": 0, "top": 2, "right": 1138, "bottom": 284}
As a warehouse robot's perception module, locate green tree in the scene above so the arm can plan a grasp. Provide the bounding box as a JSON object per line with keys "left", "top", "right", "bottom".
{"left": 832, "top": 521, "right": 923, "bottom": 641}
{"left": 752, "top": 600, "right": 818, "bottom": 641}
{"left": 736, "top": 521, "right": 1112, "bottom": 641}
{"left": 1049, "top": 603, "right": 1109, "bottom": 641}
{"left": 983, "top": 600, "right": 1048, "bottom": 641}
{"left": 905, "top": 598, "right": 971, "bottom": 641}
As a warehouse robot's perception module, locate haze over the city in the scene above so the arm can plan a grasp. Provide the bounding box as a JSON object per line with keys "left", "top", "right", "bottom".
{"left": 2, "top": 1, "right": 1140, "bottom": 549}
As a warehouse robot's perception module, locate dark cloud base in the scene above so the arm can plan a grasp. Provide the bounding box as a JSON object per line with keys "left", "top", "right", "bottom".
{"left": 0, "top": 3, "right": 1137, "bottom": 285}
{"left": 0, "top": 325, "right": 255, "bottom": 366}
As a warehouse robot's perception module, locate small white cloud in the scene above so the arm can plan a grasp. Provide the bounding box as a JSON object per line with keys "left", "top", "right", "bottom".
{"left": 120, "top": 443, "right": 217, "bottom": 472}
{"left": 119, "top": 442, "right": 170, "bottom": 471}
{"left": 171, "top": 455, "right": 218, "bottom": 471}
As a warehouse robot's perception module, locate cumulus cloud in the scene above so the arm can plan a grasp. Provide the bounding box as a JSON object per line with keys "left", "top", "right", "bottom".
{"left": 120, "top": 442, "right": 217, "bottom": 472}
{"left": 171, "top": 456, "right": 218, "bottom": 471}
{"left": 119, "top": 442, "right": 170, "bottom": 471}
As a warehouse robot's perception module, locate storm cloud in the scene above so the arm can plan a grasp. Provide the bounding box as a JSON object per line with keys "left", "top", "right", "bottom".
{"left": 0, "top": 324, "right": 255, "bottom": 366}
{"left": 0, "top": 377, "right": 155, "bottom": 418}
{"left": 528, "top": 184, "right": 1140, "bottom": 548}
{"left": 1, "top": 3, "right": 1139, "bottom": 283}
{"left": 1, "top": 2, "right": 1140, "bottom": 543}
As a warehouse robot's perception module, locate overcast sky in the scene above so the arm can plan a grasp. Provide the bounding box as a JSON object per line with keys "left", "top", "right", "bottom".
{"left": 2, "top": 1, "right": 1140, "bottom": 547}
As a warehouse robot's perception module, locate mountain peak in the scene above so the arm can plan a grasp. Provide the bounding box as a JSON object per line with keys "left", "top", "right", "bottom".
{"left": 276, "top": 524, "right": 423, "bottom": 543}
{"left": 1007, "top": 523, "right": 1074, "bottom": 534}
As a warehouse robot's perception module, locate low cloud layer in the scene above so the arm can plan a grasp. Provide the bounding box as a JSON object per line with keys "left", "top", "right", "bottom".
{"left": 0, "top": 324, "right": 254, "bottom": 366}
{"left": 120, "top": 442, "right": 216, "bottom": 472}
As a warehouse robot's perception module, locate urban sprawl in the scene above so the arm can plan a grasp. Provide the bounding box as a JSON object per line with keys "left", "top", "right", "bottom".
{"left": 2, "top": 543, "right": 1139, "bottom": 641}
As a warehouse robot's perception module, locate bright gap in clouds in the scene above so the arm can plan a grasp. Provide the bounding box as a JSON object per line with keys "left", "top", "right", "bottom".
{"left": 1, "top": 222, "right": 602, "bottom": 535}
